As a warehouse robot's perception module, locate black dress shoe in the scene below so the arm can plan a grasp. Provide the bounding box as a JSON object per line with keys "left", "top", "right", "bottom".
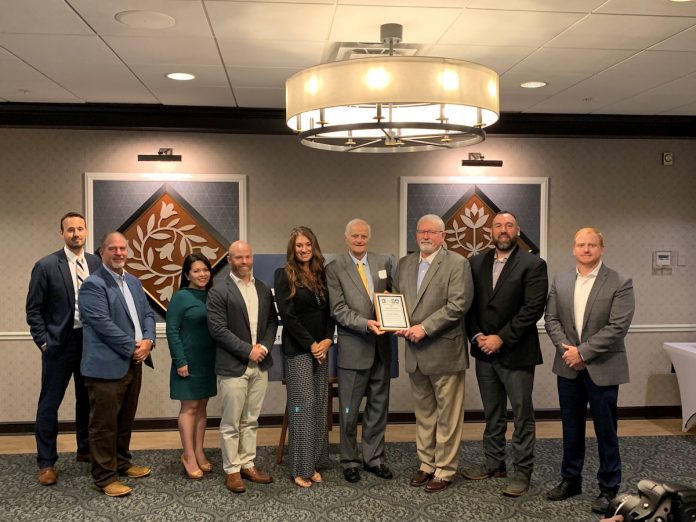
{"left": 364, "top": 464, "right": 393, "bottom": 480}
{"left": 591, "top": 490, "right": 617, "bottom": 514}
{"left": 344, "top": 467, "right": 361, "bottom": 483}
{"left": 547, "top": 478, "right": 582, "bottom": 501}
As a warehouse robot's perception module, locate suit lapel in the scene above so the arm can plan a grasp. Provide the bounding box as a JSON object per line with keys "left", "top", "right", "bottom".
{"left": 479, "top": 250, "right": 494, "bottom": 301}
{"left": 582, "top": 265, "right": 608, "bottom": 335}
{"left": 490, "top": 247, "right": 519, "bottom": 300}
{"left": 564, "top": 270, "right": 579, "bottom": 343}
{"left": 254, "top": 279, "right": 265, "bottom": 340}
{"left": 57, "top": 251, "right": 76, "bottom": 310}
{"left": 413, "top": 249, "right": 444, "bottom": 309}
{"left": 100, "top": 266, "right": 131, "bottom": 319}
{"left": 228, "top": 277, "right": 251, "bottom": 333}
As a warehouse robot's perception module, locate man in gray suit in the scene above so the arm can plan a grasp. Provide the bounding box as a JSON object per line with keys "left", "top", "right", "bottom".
{"left": 394, "top": 214, "right": 473, "bottom": 493}
{"left": 207, "top": 240, "right": 278, "bottom": 494}
{"left": 545, "top": 227, "right": 635, "bottom": 515}
{"left": 326, "top": 218, "right": 394, "bottom": 483}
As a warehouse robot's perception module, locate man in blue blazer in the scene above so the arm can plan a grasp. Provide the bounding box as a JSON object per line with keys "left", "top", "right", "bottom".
{"left": 545, "top": 228, "right": 635, "bottom": 515}
{"left": 26, "top": 212, "right": 102, "bottom": 486}
{"left": 462, "top": 211, "right": 548, "bottom": 497}
{"left": 79, "top": 231, "right": 155, "bottom": 497}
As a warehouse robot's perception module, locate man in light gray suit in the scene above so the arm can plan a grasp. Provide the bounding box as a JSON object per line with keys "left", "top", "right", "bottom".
{"left": 326, "top": 219, "right": 394, "bottom": 484}
{"left": 394, "top": 214, "right": 473, "bottom": 493}
{"left": 545, "top": 227, "right": 635, "bottom": 515}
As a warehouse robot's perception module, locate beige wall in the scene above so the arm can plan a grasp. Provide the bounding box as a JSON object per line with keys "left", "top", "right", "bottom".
{"left": 1, "top": 128, "right": 694, "bottom": 424}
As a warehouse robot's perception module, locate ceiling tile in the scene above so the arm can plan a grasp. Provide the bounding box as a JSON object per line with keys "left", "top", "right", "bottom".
{"left": 227, "top": 66, "right": 300, "bottom": 88}
{"left": 233, "top": 86, "right": 285, "bottom": 109}
{"left": 104, "top": 35, "right": 222, "bottom": 66}
{"left": 547, "top": 13, "right": 696, "bottom": 50}
{"left": 206, "top": 2, "right": 334, "bottom": 41}
{"left": 599, "top": 76, "right": 696, "bottom": 115}
{"left": 499, "top": 72, "right": 588, "bottom": 112}
{"left": 466, "top": 0, "right": 604, "bottom": 12}
{"left": 509, "top": 48, "right": 636, "bottom": 75}
{"left": 66, "top": 0, "right": 211, "bottom": 37}
{"left": 0, "top": 0, "right": 93, "bottom": 35}
{"left": 441, "top": 9, "right": 584, "bottom": 46}
{"left": 216, "top": 38, "right": 325, "bottom": 68}
{"left": 428, "top": 45, "right": 535, "bottom": 73}
{"left": 337, "top": 0, "right": 468, "bottom": 6}
{"left": 652, "top": 25, "right": 696, "bottom": 52}
{"left": 596, "top": 0, "right": 696, "bottom": 16}
{"left": 330, "top": 5, "right": 462, "bottom": 43}
{"left": 0, "top": 47, "right": 81, "bottom": 102}
{"left": 129, "top": 64, "right": 230, "bottom": 88}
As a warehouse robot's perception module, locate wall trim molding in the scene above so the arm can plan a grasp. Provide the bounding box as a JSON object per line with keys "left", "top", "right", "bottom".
{"left": 3, "top": 324, "right": 695, "bottom": 342}
{"left": 2, "top": 103, "right": 696, "bottom": 138}
{"left": 0, "top": 406, "right": 683, "bottom": 435}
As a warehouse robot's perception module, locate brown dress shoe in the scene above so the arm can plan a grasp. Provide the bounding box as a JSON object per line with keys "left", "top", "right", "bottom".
{"left": 38, "top": 467, "right": 57, "bottom": 486}
{"left": 226, "top": 472, "right": 245, "bottom": 493}
{"left": 119, "top": 465, "right": 151, "bottom": 479}
{"left": 425, "top": 477, "right": 451, "bottom": 493}
{"left": 409, "top": 469, "right": 434, "bottom": 487}
{"left": 101, "top": 481, "right": 133, "bottom": 497}
{"left": 240, "top": 466, "right": 273, "bottom": 484}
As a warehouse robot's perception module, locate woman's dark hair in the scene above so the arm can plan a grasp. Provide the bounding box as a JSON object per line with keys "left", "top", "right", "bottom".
{"left": 284, "top": 226, "right": 326, "bottom": 300}
{"left": 180, "top": 253, "right": 213, "bottom": 290}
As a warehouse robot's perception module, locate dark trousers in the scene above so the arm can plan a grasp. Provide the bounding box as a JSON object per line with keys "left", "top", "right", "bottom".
{"left": 35, "top": 328, "right": 90, "bottom": 468}
{"left": 558, "top": 372, "right": 621, "bottom": 492}
{"left": 85, "top": 363, "right": 142, "bottom": 487}
{"left": 338, "top": 356, "right": 390, "bottom": 469}
{"left": 475, "top": 358, "right": 536, "bottom": 477}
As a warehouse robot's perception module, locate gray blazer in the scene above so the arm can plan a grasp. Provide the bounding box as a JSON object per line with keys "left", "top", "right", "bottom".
{"left": 326, "top": 252, "right": 393, "bottom": 370}
{"left": 207, "top": 275, "right": 278, "bottom": 378}
{"left": 394, "top": 248, "right": 473, "bottom": 376}
{"left": 545, "top": 263, "right": 635, "bottom": 386}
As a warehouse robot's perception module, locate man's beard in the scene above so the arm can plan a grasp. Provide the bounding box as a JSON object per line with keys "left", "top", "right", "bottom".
{"left": 493, "top": 234, "right": 518, "bottom": 251}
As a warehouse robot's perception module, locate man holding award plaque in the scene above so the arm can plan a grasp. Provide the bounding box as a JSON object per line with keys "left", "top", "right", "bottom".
{"left": 326, "top": 219, "right": 394, "bottom": 484}
{"left": 394, "top": 214, "right": 473, "bottom": 493}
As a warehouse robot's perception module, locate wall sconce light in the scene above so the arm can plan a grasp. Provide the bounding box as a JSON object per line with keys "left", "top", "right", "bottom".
{"left": 138, "top": 148, "right": 182, "bottom": 162}
{"left": 461, "top": 152, "right": 503, "bottom": 167}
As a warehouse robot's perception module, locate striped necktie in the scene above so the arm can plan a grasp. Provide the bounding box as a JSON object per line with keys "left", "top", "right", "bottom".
{"left": 76, "top": 257, "right": 86, "bottom": 290}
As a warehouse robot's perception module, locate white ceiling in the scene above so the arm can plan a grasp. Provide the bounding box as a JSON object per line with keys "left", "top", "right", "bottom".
{"left": 2, "top": 0, "right": 696, "bottom": 115}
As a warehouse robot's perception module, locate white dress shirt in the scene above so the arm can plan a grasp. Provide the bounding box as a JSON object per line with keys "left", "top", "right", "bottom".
{"left": 574, "top": 261, "right": 602, "bottom": 340}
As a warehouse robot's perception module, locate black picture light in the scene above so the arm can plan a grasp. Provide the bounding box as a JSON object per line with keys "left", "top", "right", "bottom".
{"left": 138, "top": 148, "right": 182, "bottom": 161}
{"left": 461, "top": 152, "right": 503, "bottom": 167}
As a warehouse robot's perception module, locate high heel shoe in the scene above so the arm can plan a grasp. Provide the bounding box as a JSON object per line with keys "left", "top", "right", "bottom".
{"left": 310, "top": 471, "right": 322, "bottom": 483}
{"left": 293, "top": 476, "right": 312, "bottom": 488}
{"left": 181, "top": 456, "right": 203, "bottom": 480}
{"left": 198, "top": 461, "right": 213, "bottom": 473}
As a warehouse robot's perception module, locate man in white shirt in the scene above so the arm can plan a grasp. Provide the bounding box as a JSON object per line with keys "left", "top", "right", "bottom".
{"left": 207, "top": 240, "right": 278, "bottom": 494}
{"left": 26, "top": 212, "right": 101, "bottom": 485}
{"left": 545, "top": 228, "right": 635, "bottom": 515}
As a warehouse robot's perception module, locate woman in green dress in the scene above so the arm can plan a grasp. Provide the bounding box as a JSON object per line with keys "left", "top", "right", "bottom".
{"left": 166, "top": 253, "right": 217, "bottom": 479}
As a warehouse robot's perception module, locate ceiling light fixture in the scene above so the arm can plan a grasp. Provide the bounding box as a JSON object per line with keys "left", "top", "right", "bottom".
{"left": 520, "top": 81, "right": 548, "bottom": 89}
{"left": 166, "top": 72, "right": 195, "bottom": 81}
{"left": 138, "top": 148, "right": 182, "bottom": 162}
{"left": 461, "top": 152, "right": 503, "bottom": 167}
{"left": 285, "top": 24, "right": 500, "bottom": 153}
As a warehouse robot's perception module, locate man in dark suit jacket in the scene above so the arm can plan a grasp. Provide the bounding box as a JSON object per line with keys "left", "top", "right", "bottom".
{"left": 207, "top": 240, "right": 278, "bottom": 494}
{"left": 26, "top": 212, "right": 101, "bottom": 486}
{"left": 326, "top": 219, "right": 394, "bottom": 483}
{"left": 394, "top": 214, "right": 473, "bottom": 493}
{"left": 79, "top": 231, "right": 156, "bottom": 497}
{"left": 462, "top": 211, "right": 548, "bottom": 497}
{"left": 545, "top": 227, "right": 635, "bottom": 515}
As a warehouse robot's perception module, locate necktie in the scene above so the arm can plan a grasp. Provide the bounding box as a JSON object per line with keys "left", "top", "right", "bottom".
{"left": 357, "top": 261, "right": 370, "bottom": 295}
{"left": 75, "top": 258, "right": 86, "bottom": 290}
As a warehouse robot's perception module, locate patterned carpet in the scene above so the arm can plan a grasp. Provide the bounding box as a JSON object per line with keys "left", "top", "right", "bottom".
{"left": 1, "top": 436, "right": 695, "bottom": 522}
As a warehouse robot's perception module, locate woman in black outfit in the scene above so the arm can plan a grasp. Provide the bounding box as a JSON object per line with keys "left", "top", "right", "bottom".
{"left": 274, "top": 226, "right": 334, "bottom": 488}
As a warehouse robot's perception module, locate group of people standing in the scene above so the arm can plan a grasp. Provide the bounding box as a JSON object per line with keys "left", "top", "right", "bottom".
{"left": 26, "top": 210, "right": 634, "bottom": 517}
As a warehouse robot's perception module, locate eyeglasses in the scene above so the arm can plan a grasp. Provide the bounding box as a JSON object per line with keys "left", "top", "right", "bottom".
{"left": 416, "top": 229, "right": 443, "bottom": 236}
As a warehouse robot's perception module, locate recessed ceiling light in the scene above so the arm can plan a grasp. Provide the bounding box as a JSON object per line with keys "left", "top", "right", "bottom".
{"left": 520, "top": 81, "right": 548, "bottom": 89}
{"left": 115, "top": 10, "right": 175, "bottom": 29}
{"left": 166, "top": 72, "right": 195, "bottom": 81}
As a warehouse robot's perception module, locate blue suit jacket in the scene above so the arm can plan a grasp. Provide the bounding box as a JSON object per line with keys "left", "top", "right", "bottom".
{"left": 78, "top": 265, "right": 156, "bottom": 379}
{"left": 26, "top": 248, "right": 101, "bottom": 352}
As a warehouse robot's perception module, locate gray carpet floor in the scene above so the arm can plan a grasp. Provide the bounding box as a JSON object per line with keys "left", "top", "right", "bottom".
{"left": 1, "top": 436, "right": 695, "bottom": 521}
